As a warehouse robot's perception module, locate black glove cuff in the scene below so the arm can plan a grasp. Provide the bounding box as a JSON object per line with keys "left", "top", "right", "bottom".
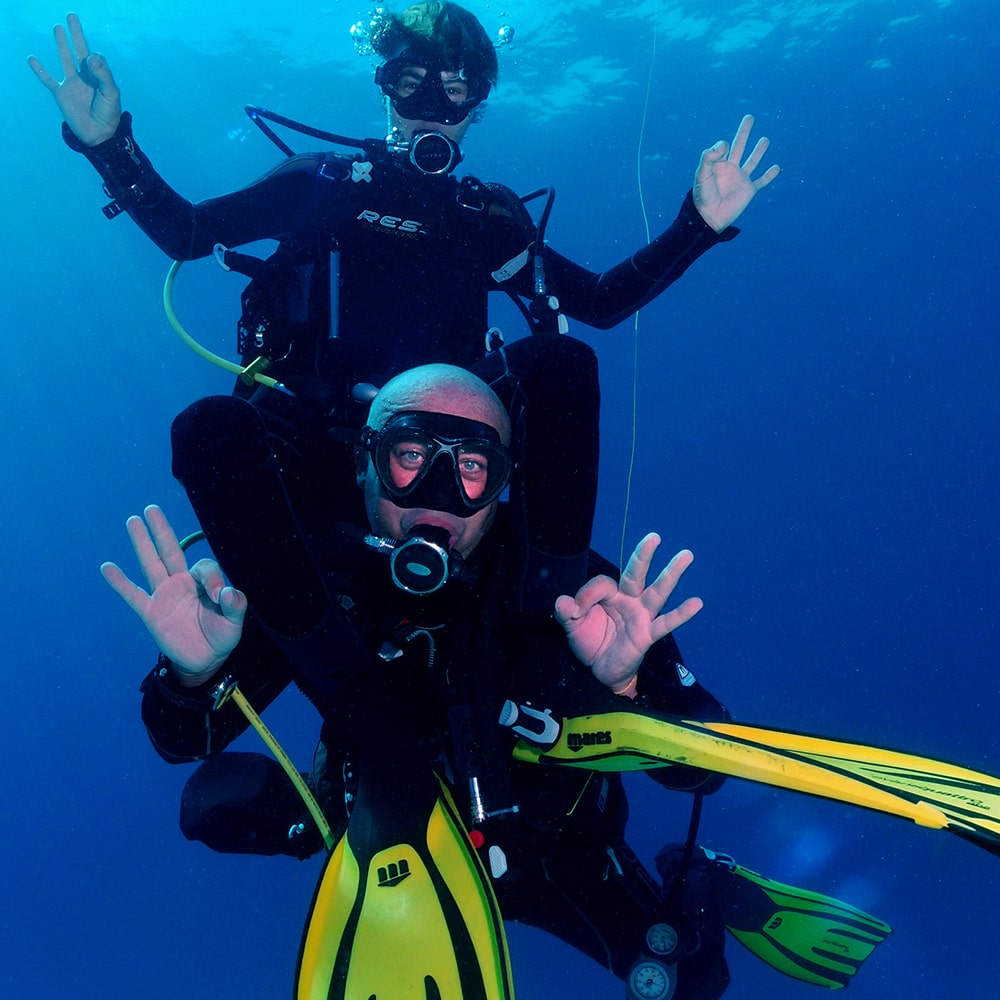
{"left": 62, "top": 111, "right": 162, "bottom": 214}
{"left": 140, "top": 653, "right": 218, "bottom": 709}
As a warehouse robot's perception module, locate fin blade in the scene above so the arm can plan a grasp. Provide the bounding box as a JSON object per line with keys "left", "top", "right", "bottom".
{"left": 295, "top": 769, "right": 513, "bottom": 1000}
{"left": 727, "top": 927, "right": 852, "bottom": 989}
{"left": 714, "top": 862, "right": 891, "bottom": 989}
{"left": 516, "top": 711, "right": 1000, "bottom": 853}
{"left": 707, "top": 721, "right": 1000, "bottom": 842}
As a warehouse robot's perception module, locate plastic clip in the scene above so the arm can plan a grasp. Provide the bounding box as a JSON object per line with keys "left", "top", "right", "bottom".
{"left": 213, "top": 243, "right": 232, "bottom": 271}
{"left": 238, "top": 355, "right": 272, "bottom": 387}
{"left": 498, "top": 700, "right": 561, "bottom": 747}
{"left": 208, "top": 674, "right": 238, "bottom": 711}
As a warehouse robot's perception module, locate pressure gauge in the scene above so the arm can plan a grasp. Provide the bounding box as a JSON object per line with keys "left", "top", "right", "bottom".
{"left": 646, "top": 922, "right": 680, "bottom": 957}
{"left": 628, "top": 960, "right": 674, "bottom": 1000}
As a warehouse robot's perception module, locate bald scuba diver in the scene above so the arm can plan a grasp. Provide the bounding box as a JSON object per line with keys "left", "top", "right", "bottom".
{"left": 104, "top": 364, "right": 730, "bottom": 998}
{"left": 104, "top": 366, "right": 890, "bottom": 1000}
{"left": 30, "top": 4, "right": 780, "bottom": 609}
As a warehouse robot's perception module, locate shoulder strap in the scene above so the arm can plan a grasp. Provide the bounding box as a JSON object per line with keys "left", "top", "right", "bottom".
{"left": 485, "top": 181, "right": 539, "bottom": 240}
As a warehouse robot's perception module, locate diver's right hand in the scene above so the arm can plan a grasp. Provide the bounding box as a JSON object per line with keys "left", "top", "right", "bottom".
{"left": 28, "top": 13, "right": 122, "bottom": 146}
{"left": 555, "top": 535, "right": 703, "bottom": 699}
{"left": 102, "top": 506, "right": 248, "bottom": 688}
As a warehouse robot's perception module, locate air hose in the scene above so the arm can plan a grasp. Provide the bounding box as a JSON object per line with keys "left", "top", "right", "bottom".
{"left": 221, "top": 681, "right": 336, "bottom": 852}
{"left": 163, "top": 259, "right": 293, "bottom": 396}
{"left": 176, "top": 530, "right": 334, "bottom": 851}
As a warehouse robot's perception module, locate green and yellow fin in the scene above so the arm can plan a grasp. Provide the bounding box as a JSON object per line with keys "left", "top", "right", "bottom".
{"left": 706, "top": 720, "right": 1000, "bottom": 856}
{"left": 703, "top": 851, "right": 891, "bottom": 989}
{"left": 511, "top": 711, "right": 1000, "bottom": 854}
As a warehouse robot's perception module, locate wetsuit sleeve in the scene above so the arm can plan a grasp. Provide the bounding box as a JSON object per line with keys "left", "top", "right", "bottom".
{"left": 62, "top": 112, "right": 329, "bottom": 259}
{"left": 139, "top": 614, "right": 292, "bottom": 764}
{"left": 631, "top": 629, "right": 731, "bottom": 795}
{"left": 508, "top": 599, "right": 726, "bottom": 795}
{"left": 623, "top": 634, "right": 728, "bottom": 795}
{"left": 500, "top": 191, "right": 737, "bottom": 329}
{"left": 633, "top": 633, "right": 728, "bottom": 720}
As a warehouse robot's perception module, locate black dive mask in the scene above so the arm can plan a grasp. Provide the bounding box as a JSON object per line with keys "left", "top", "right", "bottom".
{"left": 376, "top": 54, "right": 489, "bottom": 126}
{"left": 360, "top": 410, "right": 511, "bottom": 518}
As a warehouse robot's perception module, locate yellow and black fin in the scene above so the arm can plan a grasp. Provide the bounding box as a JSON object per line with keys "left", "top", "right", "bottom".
{"left": 296, "top": 760, "right": 513, "bottom": 1000}
{"left": 511, "top": 711, "right": 1000, "bottom": 854}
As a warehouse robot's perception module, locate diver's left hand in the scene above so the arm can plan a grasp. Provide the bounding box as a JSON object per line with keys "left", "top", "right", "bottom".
{"left": 555, "top": 535, "right": 703, "bottom": 699}
{"left": 693, "top": 114, "right": 780, "bottom": 233}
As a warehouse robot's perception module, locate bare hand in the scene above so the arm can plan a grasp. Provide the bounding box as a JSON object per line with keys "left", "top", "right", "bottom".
{"left": 554, "top": 534, "right": 703, "bottom": 698}
{"left": 694, "top": 114, "right": 780, "bottom": 233}
{"left": 28, "top": 12, "right": 122, "bottom": 146}
{"left": 101, "top": 505, "right": 247, "bottom": 687}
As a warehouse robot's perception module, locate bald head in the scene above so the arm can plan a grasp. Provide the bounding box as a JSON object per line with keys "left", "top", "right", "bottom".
{"left": 367, "top": 364, "right": 511, "bottom": 445}
{"left": 361, "top": 364, "right": 511, "bottom": 557}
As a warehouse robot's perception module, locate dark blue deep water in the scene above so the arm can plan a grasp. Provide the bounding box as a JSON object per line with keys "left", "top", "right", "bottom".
{"left": 4, "top": 1, "right": 998, "bottom": 996}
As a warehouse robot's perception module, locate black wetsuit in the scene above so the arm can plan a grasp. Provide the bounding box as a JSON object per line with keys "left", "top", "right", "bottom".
{"left": 140, "top": 506, "right": 730, "bottom": 997}
{"left": 68, "top": 114, "right": 735, "bottom": 386}
{"left": 68, "top": 116, "right": 738, "bottom": 607}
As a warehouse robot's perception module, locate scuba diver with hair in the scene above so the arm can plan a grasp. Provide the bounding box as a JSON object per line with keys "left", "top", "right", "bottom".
{"left": 29, "top": 4, "right": 780, "bottom": 612}
{"left": 103, "top": 365, "right": 890, "bottom": 1000}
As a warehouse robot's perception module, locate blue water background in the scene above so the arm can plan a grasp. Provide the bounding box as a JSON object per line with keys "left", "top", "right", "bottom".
{"left": 3, "top": 1, "right": 998, "bottom": 996}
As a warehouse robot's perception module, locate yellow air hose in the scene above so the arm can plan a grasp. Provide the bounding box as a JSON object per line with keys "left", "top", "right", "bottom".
{"left": 225, "top": 683, "right": 336, "bottom": 852}
{"left": 176, "top": 531, "right": 334, "bottom": 851}
{"left": 163, "top": 259, "right": 293, "bottom": 395}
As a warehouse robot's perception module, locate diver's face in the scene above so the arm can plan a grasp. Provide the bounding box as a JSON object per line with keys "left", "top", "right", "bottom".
{"left": 362, "top": 388, "right": 507, "bottom": 559}
{"left": 364, "top": 464, "right": 497, "bottom": 558}
{"left": 388, "top": 65, "right": 474, "bottom": 142}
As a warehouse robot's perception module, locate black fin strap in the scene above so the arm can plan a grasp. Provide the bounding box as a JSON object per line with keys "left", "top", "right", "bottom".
{"left": 663, "top": 792, "right": 704, "bottom": 911}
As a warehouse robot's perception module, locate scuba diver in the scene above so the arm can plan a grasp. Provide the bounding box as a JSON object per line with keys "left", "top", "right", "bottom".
{"left": 103, "top": 365, "right": 891, "bottom": 1000}
{"left": 29, "top": 4, "right": 780, "bottom": 611}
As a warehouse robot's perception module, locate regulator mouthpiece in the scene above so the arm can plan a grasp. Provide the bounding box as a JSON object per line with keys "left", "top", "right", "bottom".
{"left": 363, "top": 524, "right": 467, "bottom": 595}
{"left": 386, "top": 130, "right": 464, "bottom": 174}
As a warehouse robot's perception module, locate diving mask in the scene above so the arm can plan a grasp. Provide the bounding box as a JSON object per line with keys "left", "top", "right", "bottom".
{"left": 376, "top": 54, "right": 489, "bottom": 126}
{"left": 360, "top": 411, "right": 511, "bottom": 518}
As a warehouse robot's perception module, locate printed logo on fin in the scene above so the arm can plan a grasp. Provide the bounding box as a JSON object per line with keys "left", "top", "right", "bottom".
{"left": 377, "top": 859, "right": 411, "bottom": 887}
{"left": 567, "top": 731, "right": 612, "bottom": 753}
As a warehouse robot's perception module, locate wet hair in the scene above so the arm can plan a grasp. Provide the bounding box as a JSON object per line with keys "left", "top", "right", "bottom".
{"left": 372, "top": 2, "right": 499, "bottom": 89}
